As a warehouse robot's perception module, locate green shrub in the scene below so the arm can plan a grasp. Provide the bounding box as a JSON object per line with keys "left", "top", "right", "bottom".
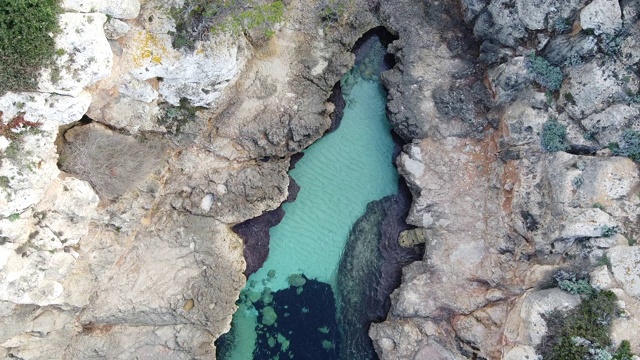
{"left": 539, "top": 290, "right": 619, "bottom": 360}
{"left": 558, "top": 278, "right": 593, "bottom": 295}
{"left": 610, "top": 130, "right": 640, "bottom": 162}
{"left": 601, "top": 225, "right": 619, "bottom": 238}
{"left": 157, "top": 98, "right": 199, "bottom": 134}
{"left": 525, "top": 54, "right": 564, "bottom": 91}
{"left": 170, "top": 0, "right": 284, "bottom": 50}
{"left": 0, "top": 0, "right": 62, "bottom": 95}
{"left": 613, "top": 340, "right": 635, "bottom": 360}
{"left": 541, "top": 119, "right": 570, "bottom": 152}
{"left": 319, "top": 0, "right": 349, "bottom": 24}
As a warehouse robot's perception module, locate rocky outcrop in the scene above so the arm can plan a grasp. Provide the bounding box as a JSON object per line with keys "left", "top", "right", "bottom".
{"left": 372, "top": 0, "right": 640, "bottom": 358}
{"left": 4, "top": 0, "right": 640, "bottom": 358}
{"left": 1, "top": 0, "right": 388, "bottom": 358}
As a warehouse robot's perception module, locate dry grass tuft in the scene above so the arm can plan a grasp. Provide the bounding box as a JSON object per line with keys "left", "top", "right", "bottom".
{"left": 60, "top": 127, "right": 164, "bottom": 200}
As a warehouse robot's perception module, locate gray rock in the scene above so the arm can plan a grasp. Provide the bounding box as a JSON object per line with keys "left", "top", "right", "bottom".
{"left": 475, "top": 0, "right": 527, "bottom": 48}
{"left": 560, "top": 58, "right": 639, "bottom": 120}
{"left": 580, "top": 104, "right": 640, "bottom": 146}
{"left": 580, "top": 0, "right": 623, "bottom": 35}
{"left": 103, "top": 18, "right": 131, "bottom": 39}
{"left": 487, "top": 56, "right": 532, "bottom": 104}
{"left": 460, "top": 0, "right": 489, "bottom": 23}
{"left": 380, "top": 0, "right": 489, "bottom": 140}
{"left": 542, "top": 33, "right": 598, "bottom": 66}
{"left": 609, "top": 246, "right": 640, "bottom": 296}
{"left": 168, "top": 148, "right": 290, "bottom": 224}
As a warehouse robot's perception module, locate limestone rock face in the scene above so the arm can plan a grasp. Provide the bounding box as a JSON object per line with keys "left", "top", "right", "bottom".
{"left": 61, "top": 0, "right": 141, "bottom": 19}
{"left": 560, "top": 59, "right": 639, "bottom": 120}
{"left": 380, "top": 0, "right": 490, "bottom": 141}
{"left": 374, "top": 0, "right": 640, "bottom": 358}
{"left": 0, "top": 92, "right": 91, "bottom": 217}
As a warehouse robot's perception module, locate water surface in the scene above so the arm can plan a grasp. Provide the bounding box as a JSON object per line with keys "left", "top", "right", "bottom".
{"left": 218, "top": 36, "right": 398, "bottom": 360}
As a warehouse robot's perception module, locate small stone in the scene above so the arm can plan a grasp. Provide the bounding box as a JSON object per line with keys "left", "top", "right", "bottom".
{"left": 398, "top": 228, "right": 426, "bottom": 247}
{"left": 183, "top": 299, "right": 194, "bottom": 311}
{"left": 287, "top": 273, "right": 306, "bottom": 287}
{"left": 103, "top": 18, "right": 130, "bottom": 39}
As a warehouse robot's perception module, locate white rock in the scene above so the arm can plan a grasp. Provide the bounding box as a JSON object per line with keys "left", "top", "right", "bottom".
{"left": 0, "top": 137, "right": 10, "bottom": 152}
{"left": 0, "top": 91, "right": 92, "bottom": 131}
{"left": 104, "top": 18, "right": 131, "bottom": 39}
{"left": 609, "top": 246, "right": 640, "bottom": 297}
{"left": 39, "top": 13, "right": 113, "bottom": 97}
{"left": 0, "top": 132, "right": 60, "bottom": 217}
{"left": 590, "top": 265, "right": 613, "bottom": 290}
{"left": 580, "top": 0, "right": 622, "bottom": 35}
{"left": 128, "top": 32, "right": 241, "bottom": 108}
{"left": 91, "top": 96, "right": 160, "bottom": 133}
{"left": 200, "top": 194, "right": 214, "bottom": 212}
{"left": 504, "top": 345, "right": 539, "bottom": 360}
{"left": 560, "top": 208, "right": 616, "bottom": 240}
{"left": 61, "top": 0, "right": 140, "bottom": 19}
{"left": 32, "top": 177, "right": 99, "bottom": 249}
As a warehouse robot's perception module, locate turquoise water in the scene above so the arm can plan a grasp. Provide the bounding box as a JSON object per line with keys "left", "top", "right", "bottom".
{"left": 219, "top": 38, "right": 398, "bottom": 359}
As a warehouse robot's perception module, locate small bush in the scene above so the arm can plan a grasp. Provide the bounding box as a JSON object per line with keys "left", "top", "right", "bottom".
{"left": 0, "top": 0, "right": 62, "bottom": 95}
{"left": 601, "top": 225, "right": 619, "bottom": 238}
{"left": 541, "top": 119, "right": 570, "bottom": 152}
{"left": 319, "top": 0, "right": 349, "bottom": 24}
{"left": 526, "top": 54, "right": 564, "bottom": 92}
{"left": 60, "top": 127, "right": 164, "bottom": 199}
{"left": 158, "top": 98, "right": 199, "bottom": 134}
{"left": 558, "top": 278, "right": 593, "bottom": 295}
{"left": 613, "top": 340, "right": 635, "bottom": 360}
{"left": 539, "top": 290, "right": 619, "bottom": 360}
{"left": 170, "top": 0, "right": 284, "bottom": 50}
{"left": 610, "top": 130, "right": 640, "bottom": 162}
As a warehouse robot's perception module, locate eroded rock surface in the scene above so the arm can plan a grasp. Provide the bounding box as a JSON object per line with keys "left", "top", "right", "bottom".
{"left": 3, "top": 0, "right": 640, "bottom": 358}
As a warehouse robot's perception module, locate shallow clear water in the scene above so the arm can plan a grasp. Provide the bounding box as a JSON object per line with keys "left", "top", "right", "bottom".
{"left": 219, "top": 38, "right": 398, "bottom": 359}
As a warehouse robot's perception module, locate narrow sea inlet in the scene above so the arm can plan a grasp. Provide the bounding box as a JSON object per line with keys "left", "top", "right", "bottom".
{"left": 217, "top": 35, "right": 398, "bottom": 359}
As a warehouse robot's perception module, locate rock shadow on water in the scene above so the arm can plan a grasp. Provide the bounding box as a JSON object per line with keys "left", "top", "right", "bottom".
{"left": 336, "top": 180, "right": 422, "bottom": 360}
{"left": 232, "top": 174, "right": 300, "bottom": 276}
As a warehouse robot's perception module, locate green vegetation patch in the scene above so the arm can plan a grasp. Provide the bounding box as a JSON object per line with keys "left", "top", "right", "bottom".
{"left": 539, "top": 290, "right": 635, "bottom": 360}
{"left": 170, "top": 0, "right": 284, "bottom": 50}
{"left": 525, "top": 54, "right": 564, "bottom": 92}
{"left": 541, "top": 118, "right": 570, "bottom": 152}
{"left": 610, "top": 130, "right": 640, "bottom": 162}
{"left": 0, "top": 0, "right": 62, "bottom": 95}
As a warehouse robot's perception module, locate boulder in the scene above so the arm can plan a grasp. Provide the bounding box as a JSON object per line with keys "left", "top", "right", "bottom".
{"left": 486, "top": 56, "right": 532, "bottom": 104}
{"left": 609, "top": 246, "right": 640, "bottom": 297}
{"left": 38, "top": 13, "right": 113, "bottom": 97}
{"left": 560, "top": 59, "right": 638, "bottom": 120}
{"left": 580, "top": 0, "right": 623, "bottom": 35}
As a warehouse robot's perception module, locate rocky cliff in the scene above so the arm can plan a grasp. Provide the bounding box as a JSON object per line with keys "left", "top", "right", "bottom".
{"left": 1, "top": 0, "right": 640, "bottom": 359}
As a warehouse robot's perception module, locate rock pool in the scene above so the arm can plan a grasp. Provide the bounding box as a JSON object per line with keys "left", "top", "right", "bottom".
{"left": 217, "top": 33, "right": 402, "bottom": 360}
